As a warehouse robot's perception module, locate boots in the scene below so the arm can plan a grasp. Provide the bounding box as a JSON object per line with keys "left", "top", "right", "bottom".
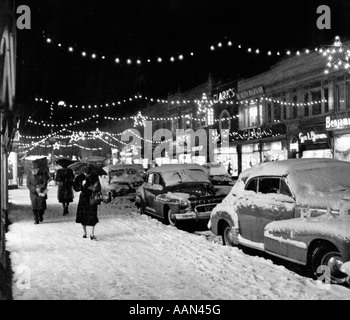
{"left": 33, "top": 210, "right": 39, "bottom": 224}
{"left": 63, "top": 203, "right": 69, "bottom": 215}
{"left": 39, "top": 210, "right": 44, "bottom": 222}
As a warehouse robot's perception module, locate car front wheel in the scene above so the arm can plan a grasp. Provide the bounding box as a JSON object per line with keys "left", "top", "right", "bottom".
{"left": 309, "top": 245, "right": 348, "bottom": 284}
{"left": 167, "top": 209, "right": 177, "bottom": 227}
{"left": 222, "top": 222, "right": 238, "bottom": 247}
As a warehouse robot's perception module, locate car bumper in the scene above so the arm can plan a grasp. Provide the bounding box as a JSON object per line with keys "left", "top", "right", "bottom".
{"left": 171, "top": 211, "right": 211, "bottom": 221}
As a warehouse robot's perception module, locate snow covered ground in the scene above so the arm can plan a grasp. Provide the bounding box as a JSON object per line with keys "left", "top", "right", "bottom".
{"left": 5, "top": 183, "right": 350, "bottom": 300}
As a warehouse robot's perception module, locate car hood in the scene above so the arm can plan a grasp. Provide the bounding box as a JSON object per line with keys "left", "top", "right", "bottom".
{"left": 111, "top": 176, "right": 143, "bottom": 183}
{"left": 164, "top": 192, "right": 191, "bottom": 201}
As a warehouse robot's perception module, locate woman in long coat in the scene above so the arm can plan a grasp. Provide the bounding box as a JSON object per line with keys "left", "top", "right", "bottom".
{"left": 56, "top": 166, "right": 75, "bottom": 215}
{"left": 27, "top": 167, "right": 49, "bottom": 224}
{"left": 73, "top": 165, "right": 101, "bottom": 240}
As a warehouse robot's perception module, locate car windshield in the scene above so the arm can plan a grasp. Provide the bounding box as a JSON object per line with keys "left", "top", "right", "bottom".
{"left": 188, "top": 169, "right": 208, "bottom": 181}
{"left": 110, "top": 169, "right": 124, "bottom": 178}
{"left": 125, "top": 168, "right": 137, "bottom": 175}
{"left": 162, "top": 172, "right": 182, "bottom": 185}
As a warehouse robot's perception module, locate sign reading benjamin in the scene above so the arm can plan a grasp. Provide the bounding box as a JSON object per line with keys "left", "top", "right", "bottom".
{"left": 326, "top": 115, "right": 350, "bottom": 130}
{"left": 237, "top": 85, "right": 264, "bottom": 100}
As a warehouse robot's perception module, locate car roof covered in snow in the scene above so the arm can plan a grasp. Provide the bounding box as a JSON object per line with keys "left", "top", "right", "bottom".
{"left": 232, "top": 158, "right": 350, "bottom": 209}
{"left": 147, "top": 163, "right": 207, "bottom": 174}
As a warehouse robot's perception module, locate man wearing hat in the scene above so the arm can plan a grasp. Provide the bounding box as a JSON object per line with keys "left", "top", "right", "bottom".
{"left": 26, "top": 161, "right": 50, "bottom": 224}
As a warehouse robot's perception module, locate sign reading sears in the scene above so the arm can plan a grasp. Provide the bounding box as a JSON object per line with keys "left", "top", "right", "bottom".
{"left": 326, "top": 116, "right": 350, "bottom": 130}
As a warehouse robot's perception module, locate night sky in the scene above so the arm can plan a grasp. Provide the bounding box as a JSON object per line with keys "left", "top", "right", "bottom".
{"left": 14, "top": 0, "right": 350, "bottom": 134}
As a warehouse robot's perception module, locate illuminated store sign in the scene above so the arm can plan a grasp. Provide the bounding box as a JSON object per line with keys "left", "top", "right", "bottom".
{"left": 326, "top": 115, "right": 350, "bottom": 130}
{"left": 236, "top": 85, "right": 264, "bottom": 100}
{"left": 299, "top": 131, "right": 327, "bottom": 143}
{"left": 213, "top": 88, "right": 235, "bottom": 103}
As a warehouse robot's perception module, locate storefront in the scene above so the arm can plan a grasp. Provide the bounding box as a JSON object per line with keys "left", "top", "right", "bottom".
{"left": 235, "top": 123, "right": 287, "bottom": 172}
{"left": 326, "top": 113, "right": 350, "bottom": 162}
{"left": 298, "top": 123, "right": 332, "bottom": 159}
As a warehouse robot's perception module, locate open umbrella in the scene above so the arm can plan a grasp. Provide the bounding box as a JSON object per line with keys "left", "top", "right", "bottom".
{"left": 68, "top": 162, "right": 107, "bottom": 176}
{"left": 55, "top": 157, "right": 76, "bottom": 168}
{"left": 68, "top": 161, "right": 89, "bottom": 176}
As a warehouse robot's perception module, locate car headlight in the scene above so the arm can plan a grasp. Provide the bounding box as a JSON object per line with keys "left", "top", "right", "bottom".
{"left": 179, "top": 199, "right": 189, "bottom": 208}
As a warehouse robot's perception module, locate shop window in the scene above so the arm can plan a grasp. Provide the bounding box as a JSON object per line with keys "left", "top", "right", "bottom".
{"left": 336, "top": 83, "right": 346, "bottom": 111}
{"left": 304, "top": 92, "right": 309, "bottom": 117}
{"left": 311, "top": 90, "right": 322, "bottom": 115}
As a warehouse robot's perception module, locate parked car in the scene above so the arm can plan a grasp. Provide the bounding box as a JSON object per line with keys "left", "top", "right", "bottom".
{"left": 135, "top": 164, "right": 228, "bottom": 227}
{"left": 208, "top": 158, "right": 350, "bottom": 285}
{"left": 99, "top": 164, "right": 144, "bottom": 200}
{"left": 133, "top": 163, "right": 147, "bottom": 180}
{"left": 202, "top": 163, "right": 235, "bottom": 185}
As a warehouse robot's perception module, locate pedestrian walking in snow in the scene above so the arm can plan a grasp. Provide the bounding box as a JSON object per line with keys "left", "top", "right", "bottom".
{"left": 27, "top": 166, "right": 49, "bottom": 224}
{"left": 73, "top": 165, "right": 102, "bottom": 240}
{"left": 56, "top": 166, "right": 75, "bottom": 215}
{"left": 17, "top": 162, "right": 24, "bottom": 186}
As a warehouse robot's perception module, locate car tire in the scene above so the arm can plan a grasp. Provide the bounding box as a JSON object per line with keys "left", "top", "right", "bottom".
{"left": 164, "top": 208, "right": 176, "bottom": 227}
{"left": 309, "top": 245, "right": 347, "bottom": 284}
{"left": 222, "top": 222, "right": 238, "bottom": 247}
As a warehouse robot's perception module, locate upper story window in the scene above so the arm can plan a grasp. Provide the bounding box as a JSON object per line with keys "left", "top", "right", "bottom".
{"left": 335, "top": 82, "right": 346, "bottom": 111}
{"left": 273, "top": 99, "right": 281, "bottom": 122}
{"left": 292, "top": 94, "right": 298, "bottom": 119}
{"left": 304, "top": 92, "right": 309, "bottom": 117}
{"left": 311, "top": 89, "right": 322, "bottom": 115}
{"left": 242, "top": 100, "right": 260, "bottom": 128}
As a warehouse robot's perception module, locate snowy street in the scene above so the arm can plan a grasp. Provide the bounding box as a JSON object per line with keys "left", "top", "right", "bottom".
{"left": 5, "top": 183, "right": 350, "bottom": 300}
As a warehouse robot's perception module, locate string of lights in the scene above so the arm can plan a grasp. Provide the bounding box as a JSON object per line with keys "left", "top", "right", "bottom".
{"left": 43, "top": 32, "right": 330, "bottom": 68}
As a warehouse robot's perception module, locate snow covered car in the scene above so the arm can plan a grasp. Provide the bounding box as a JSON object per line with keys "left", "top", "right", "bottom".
{"left": 208, "top": 158, "right": 350, "bottom": 285}
{"left": 202, "top": 163, "right": 234, "bottom": 185}
{"left": 100, "top": 164, "right": 144, "bottom": 200}
{"left": 135, "top": 164, "right": 228, "bottom": 227}
{"left": 133, "top": 163, "right": 146, "bottom": 180}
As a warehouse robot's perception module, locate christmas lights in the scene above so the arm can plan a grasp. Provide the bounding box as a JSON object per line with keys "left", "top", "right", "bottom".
{"left": 321, "top": 36, "right": 350, "bottom": 74}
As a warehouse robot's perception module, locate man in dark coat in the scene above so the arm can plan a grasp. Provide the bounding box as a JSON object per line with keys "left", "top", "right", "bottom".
{"left": 73, "top": 165, "right": 101, "bottom": 240}
{"left": 27, "top": 166, "right": 49, "bottom": 224}
{"left": 56, "top": 166, "right": 75, "bottom": 215}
